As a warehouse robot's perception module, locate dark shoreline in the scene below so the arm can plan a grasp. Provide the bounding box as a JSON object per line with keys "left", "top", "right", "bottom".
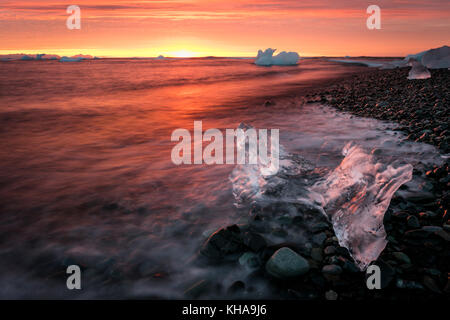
{"left": 299, "top": 67, "right": 450, "bottom": 299}
{"left": 196, "top": 67, "right": 449, "bottom": 300}
{"left": 309, "top": 67, "right": 449, "bottom": 299}
{"left": 307, "top": 67, "right": 449, "bottom": 154}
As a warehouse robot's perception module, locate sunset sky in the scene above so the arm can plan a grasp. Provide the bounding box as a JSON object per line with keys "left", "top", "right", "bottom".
{"left": 1, "top": 0, "right": 449, "bottom": 57}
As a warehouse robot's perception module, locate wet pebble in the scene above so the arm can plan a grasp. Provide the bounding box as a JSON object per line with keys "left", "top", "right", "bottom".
{"left": 265, "top": 247, "right": 310, "bottom": 279}
{"left": 321, "top": 264, "right": 343, "bottom": 275}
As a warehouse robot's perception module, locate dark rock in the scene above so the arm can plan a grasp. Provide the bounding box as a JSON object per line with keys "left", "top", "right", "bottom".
{"left": 312, "top": 233, "right": 327, "bottom": 246}
{"left": 239, "top": 252, "right": 260, "bottom": 269}
{"left": 311, "top": 222, "right": 330, "bottom": 233}
{"left": 324, "top": 246, "right": 336, "bottom": 255}
{"left": 406, "top": 215, "right": 421, "bottom": 229}
{"left": 200, "top": 225, "right": 246, "bottom": 261}
{"left": 422, "top": 226, "right": 443, "bottom": 233}
{"left": 271, "top": 228, "right": 288, "bottom": 238}
{"left": 423, "top": 268, "right": 441, "bottom": 277}
{"left": 396, "top": 279, "right": 425, "bottom": 290}
{"left": 392, "top": 252, "right": 411, "bottom": 264}
{"left": 335, "top": 246, "right": 351, "bottom": 258}
{"left": 265, "top": 247, "right": 310, "bottom": 278}
{"left": 310, "top": 248, "right": 323, "bottom": 262}
{"left": 423, "top": 276, "right": 441, "bottom": 293}
{"left": 228, "top": 281, "right": 245, "bottom": 295}
{"left": 391, "top": 211, "right": 409, "bottom": 220}
{"left": 264, "top": 100, "right": 275, "bottom": 107}
{"left": 242, "top": 232, "right": 267, "bottom": 252}
{"left": 342, "top": 260, "right": 359, "bottom": 273}
{"left": 404, "top": 229, "right": 430, "bottom": 239}
{"left": 434, "top": 229, "right": 450, "bottom": 241}
{"left": 325, "top": 290, "right": 338, "bottom": 300}
{"left": 322, "top": 264, "right": 343, "bottom": 275}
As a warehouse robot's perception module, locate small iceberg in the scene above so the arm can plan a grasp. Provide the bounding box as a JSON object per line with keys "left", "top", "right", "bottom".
{"left": 230, "top": 123, "right": 413, "bottom": 271}
{"left": 59, "top": 54, "right": 93, "bottom": 62}
{"left": 156, "top": 55, "right": 165, "bottom": 60}
{"left": 1, "top": 53, "right": 59, "bottom": 61}
{"left": 60, "top": 56, "right": 83, "bottom": 62}
{"left": 311, "top": 143, "right": 413, "bottom": 270}
{"left": 329, "top": 59, "right": 383, "bottom": 68}
{"left": 20, "top": 55, "right": 35, "bottom": 61}
{"left": 407, "top": 59, "right": 431, "bottom": 80}
{"left": 405, "top": 45, "right": 450, "bottom": 69}
{"left": 421, "top": 45, "right": 450, "bottom": 69}
{"left": 255, "top": 48, "right": 300, "bottom": 66}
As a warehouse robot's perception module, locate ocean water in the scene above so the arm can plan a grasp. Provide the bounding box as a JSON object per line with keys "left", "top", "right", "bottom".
{"left": 0, "top": 58, "right": 442, "bottom": 298}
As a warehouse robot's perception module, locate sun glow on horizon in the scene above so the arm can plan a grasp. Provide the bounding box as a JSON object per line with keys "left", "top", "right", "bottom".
{"left": 168, "top": 50, "right": 197, "bottom": 58}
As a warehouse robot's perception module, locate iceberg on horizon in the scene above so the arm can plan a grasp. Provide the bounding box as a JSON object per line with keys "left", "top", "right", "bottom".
{"left": 255, "top": 48, "right": 300, "bottom": 66}
{"left": 329, "top": 59, "right": 383, "bottom": 68}
{"left": 20, "top": 55, "right": 35, "bottom": 61}
{"left": 1, "top": 53, "right": 61, "bottom": 61}
{"left": 59, "top": 56, "right": 84, "bottom": 62}
{"left": 59, "top": 54, "right": 94, "bottom": 62}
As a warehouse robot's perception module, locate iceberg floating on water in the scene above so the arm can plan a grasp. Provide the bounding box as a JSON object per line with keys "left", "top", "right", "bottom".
{"left": 255, "top": 48, "right": 300, "bottom": 66}
{"left": 3, "top": 54, "right": 60, "bottom": 61}
{"left": 20, "top": 55, "right": 34, "bottom": 61}
{"left": 59, "top": 54, "right": 93, "bottom": 62}
{"left": 59, "top": 56, "right": 84, "bottom": 62}
{"left": 329, "top": 59, "right": 383, "bottom": 68}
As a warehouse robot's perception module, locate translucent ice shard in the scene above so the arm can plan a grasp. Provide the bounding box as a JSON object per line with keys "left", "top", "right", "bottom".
{"left": 311, "top": 143, "right": 413, "bottom": 270}
{"left": 229, "top": 123, "right": 413, "bottom": 271}
{"left": 407, "top": 59, "right": 431, "bottom": 80}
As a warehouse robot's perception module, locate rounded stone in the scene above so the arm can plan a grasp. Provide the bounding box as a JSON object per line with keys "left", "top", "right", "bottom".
{"left": 325, "top": 290, "right": 338, "bottom": 300}
{"left": 322, "top": 264, "right": 343, "bottom": 275}
{"left": 324, "top": 246, "right": 336, "bottom": 255}
{"left": 265, "top": 247, "right": 310, "bottom": 279}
